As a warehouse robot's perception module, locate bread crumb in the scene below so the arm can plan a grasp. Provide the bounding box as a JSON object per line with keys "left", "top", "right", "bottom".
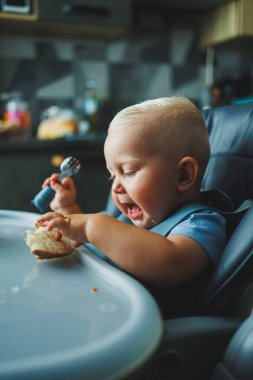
{"left": 90, "top": 287, "right": 98, "bottom": 294}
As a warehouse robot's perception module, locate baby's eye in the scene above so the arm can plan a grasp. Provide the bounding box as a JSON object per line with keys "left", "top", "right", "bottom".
{"left": 124, "top": 171, "right": 136, "bottom": 178}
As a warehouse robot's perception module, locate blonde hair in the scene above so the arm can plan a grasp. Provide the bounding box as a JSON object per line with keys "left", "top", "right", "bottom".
{"left": 108, "top": 97, "right": 210, "bottom": 184}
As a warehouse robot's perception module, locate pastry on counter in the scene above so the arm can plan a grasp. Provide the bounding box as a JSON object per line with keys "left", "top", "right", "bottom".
{"left": 37, "top": 117, "right": 78, "bottom": 140}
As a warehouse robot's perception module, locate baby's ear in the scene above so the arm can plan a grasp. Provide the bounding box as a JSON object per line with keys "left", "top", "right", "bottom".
{"left": 177, "top": 157, "right": 199, "bottom": 192}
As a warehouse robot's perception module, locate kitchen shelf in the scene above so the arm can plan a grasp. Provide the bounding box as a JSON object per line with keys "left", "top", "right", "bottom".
{"left": 0, "top": 0, "right": 38, "bottom": 21}
{"left": 0, "top": 0, "right": 130, "bottom": 41}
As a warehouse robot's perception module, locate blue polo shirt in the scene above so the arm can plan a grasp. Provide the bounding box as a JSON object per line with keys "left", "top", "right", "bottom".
{"left": 168, "top": 210, "right": 226, "bottom": 266}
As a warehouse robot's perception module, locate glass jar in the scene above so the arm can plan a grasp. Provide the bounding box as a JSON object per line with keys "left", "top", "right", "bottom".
{"left": 4, "top": 95, "right": 30, "bottom": 130}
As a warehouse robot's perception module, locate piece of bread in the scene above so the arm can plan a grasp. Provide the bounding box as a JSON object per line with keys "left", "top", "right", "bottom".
{"left": 37, "top": 118, "right": 78, "bottom": 140}
{"left": 25, "top": 225, "right": 75, "bottom": 259}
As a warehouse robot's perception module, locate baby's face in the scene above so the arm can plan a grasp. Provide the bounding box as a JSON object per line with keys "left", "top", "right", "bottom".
{"left": 104, "top": 126, "right": 179, "bottom": 228}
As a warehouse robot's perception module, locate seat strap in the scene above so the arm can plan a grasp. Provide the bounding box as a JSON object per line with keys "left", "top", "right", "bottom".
{"left": 151, "top": 202, "right": 209, "bottom": 236}
{"left": 221, "top": 199, "right": 253, "bottom": 240}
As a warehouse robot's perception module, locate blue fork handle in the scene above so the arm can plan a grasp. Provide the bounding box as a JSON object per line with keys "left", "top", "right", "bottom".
{"left": 31, "top": 185, "right": 55, "bottom": 213}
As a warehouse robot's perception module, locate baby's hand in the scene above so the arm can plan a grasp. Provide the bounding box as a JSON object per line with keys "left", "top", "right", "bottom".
{"left": 42, "top": 174, "right": 78, "bottom": 213}
{"left": 37, "top": 212, "right": 86, "bottom": 247}
{"left": 42, "top": 173, "right": 59, "bottom": 188}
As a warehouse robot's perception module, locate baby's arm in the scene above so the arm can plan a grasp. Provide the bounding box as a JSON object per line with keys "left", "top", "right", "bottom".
{"left": 42, "top": 174, "right": 82, "bottom": 215}
{"left": 38, "top": 212, "right": 211, "bottom": 288}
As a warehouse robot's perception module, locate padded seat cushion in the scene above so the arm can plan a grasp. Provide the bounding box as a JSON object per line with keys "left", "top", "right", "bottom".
{"left": 210, "top": 315, "right": 253, "bottom": 380}
{"left": 202, "top": 103, "right": 253, "bottom": 207}
{"left": 196, "top": 205, "right": 253, "bottom": 314}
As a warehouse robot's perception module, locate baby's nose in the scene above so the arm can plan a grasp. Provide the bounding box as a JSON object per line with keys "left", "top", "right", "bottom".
{"left": 112, "top": 179, "right": 125, "bottom": 194}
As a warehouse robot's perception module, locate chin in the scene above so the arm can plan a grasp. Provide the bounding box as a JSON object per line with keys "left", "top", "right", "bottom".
{"left": 130, "top": 219, "right": 145, "bottom": 228}
{"left": 132, "top": 218, "right": 154, "bottom": 230}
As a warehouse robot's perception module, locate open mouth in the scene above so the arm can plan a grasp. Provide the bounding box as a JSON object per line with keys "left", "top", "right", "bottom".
{"left": 126, "top": 203, "right": 143, "bottom": 220}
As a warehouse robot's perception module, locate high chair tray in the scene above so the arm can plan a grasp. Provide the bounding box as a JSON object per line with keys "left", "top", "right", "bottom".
{"left": 0, "top": 210, "right": 162, "bottom": 380}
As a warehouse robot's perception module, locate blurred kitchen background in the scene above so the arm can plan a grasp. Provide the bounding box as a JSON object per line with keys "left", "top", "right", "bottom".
{"left": 0, "top": 0, "right": 252, "bottom": 213}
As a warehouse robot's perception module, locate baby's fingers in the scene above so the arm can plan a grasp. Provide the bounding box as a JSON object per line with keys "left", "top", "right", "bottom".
{"left": 47, "top": 216, "right": 70, "bottom": 235}
{"left": 50, "top": 181, "right": 63, "bottom": 193}
{"left": 42, "top": 178, "right": 51, "bottom": 188}
{"left": 37, "top": 211, "right": 62, "bottom": 224}
{"left": 73, "top": 241, "right": 82, "bottom": 248}
{"left": 61, "top": 177, "right": 74, "bottom": 190}
{"left": 42, "top": 174, "right": 59, "bottom": 188}
{"left": 37, "top": 212, "right": 65, "bottom": 230}
{"left": 37, "top": 212, "right": 71, "bottom": 236}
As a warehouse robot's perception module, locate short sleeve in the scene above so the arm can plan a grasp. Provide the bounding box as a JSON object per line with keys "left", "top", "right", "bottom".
{"left": 169, "top": 211, "right": 226, "bottom": 266}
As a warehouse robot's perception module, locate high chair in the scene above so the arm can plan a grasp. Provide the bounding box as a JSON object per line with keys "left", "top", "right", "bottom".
{"left": 105, "top": 102, "right": 253, "bottom": 379}
{"left": 150, "top": 102, "right": 253, "bottom": 380}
